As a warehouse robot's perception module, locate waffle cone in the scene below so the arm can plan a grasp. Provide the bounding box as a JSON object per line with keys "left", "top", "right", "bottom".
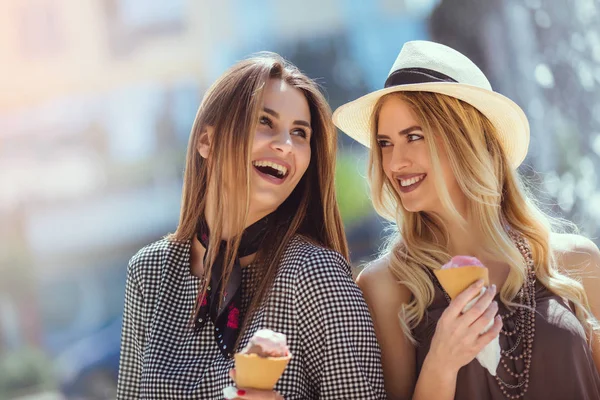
{"left": 433, "top": 266, "right": 489, "bottom": 299}
{"left": 234, "top": 353, "right": 292, "bottom": 390}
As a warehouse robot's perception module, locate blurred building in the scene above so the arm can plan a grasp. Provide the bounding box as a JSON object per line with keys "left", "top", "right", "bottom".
{"left": 7, "top": 0, "right": 595, "bottom": 398}
{"left": 0, "top": 1, "right": 438, "bottom": 397}
{"left": 430, "top": 0, "right": 600, "bottom": 236}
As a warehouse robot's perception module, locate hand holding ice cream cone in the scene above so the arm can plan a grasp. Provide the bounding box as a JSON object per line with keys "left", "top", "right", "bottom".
{"left": 433, "top": 256, "right": 502, "bottom": 376}
{"left": 223, "top": 370, "right": 284, "bottom": 400}
{"left": 223, "top": 329, "right": 291, "bottom": 399}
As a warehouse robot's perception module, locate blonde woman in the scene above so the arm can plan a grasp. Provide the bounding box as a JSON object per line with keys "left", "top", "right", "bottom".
{"left": 116, "top": 53, "right": 385, "bottom": 399}
{"left": 333, "top": 41, "right": 600, "bottom": 400}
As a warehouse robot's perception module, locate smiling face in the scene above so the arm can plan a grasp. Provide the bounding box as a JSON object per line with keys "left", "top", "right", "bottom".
{"left": 376, "top": 95, "right": 464, "bottom": 215}
{"left": 249, "top": 78, "right": 312, "bottom": 217}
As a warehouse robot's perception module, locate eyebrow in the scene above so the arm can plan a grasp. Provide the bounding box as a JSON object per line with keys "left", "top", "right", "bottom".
{"left": 376, "top": 125, "right": 422, "bottom": 139}
{"left": 263, "top": 107, "right": 311, "bottom": 128}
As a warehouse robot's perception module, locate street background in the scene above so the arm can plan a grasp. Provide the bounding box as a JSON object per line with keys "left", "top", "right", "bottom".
{"left": 1, "top": 0, "right": 599, "bottom": 398}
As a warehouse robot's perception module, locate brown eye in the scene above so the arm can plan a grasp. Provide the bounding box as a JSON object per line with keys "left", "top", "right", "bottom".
{"left": 259, "top": 116, "right": 273, "bottom": 128}
{"left": 292, "top": 128, "right": 307, "bottom": 139}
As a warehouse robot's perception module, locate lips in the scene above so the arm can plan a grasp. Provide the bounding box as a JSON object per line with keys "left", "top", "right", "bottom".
{"left": 252, "top": 159, "right": 291, "bottom": 185}
{"left": 252, "top": 160, "right": 288, "bottom": 178}
{"left": 395, "top": 173, "right": 426, "bottom": 193}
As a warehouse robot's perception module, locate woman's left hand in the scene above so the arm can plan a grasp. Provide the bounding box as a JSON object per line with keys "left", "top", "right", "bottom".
{"left": 223, "top": 369, "right": 284, "bottom": 399}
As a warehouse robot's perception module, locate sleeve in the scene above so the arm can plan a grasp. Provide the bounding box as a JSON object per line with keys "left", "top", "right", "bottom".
{"left": 116, "top": 258, "right": 146, "bottom": 399}
{"left": 295, "top": 249, "right": 386, "bottom": 400}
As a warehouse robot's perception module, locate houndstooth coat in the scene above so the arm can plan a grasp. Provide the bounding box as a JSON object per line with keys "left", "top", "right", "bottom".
{"left": 116, "top": 235, "right": 386, "bottom": 399}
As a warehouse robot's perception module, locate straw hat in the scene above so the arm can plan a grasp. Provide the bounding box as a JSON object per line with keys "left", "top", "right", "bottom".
{"left": 332, "top": 40, "right": 530, "bottom": 168}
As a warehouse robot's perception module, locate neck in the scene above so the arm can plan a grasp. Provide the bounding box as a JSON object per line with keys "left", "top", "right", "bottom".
{"left": 434, "top": 202, "right": 491, "bottom": 260}
{"left": 191, "top": 193, "right": 266, "bottom": 276}
{"left": 191, "top": 236, "right": 256, "bottom": 272}
{"left": 445, "top": 222, "right": 484, "bottom": 257}
{"left": 204, "top": 189, "right": 272, "bottom": 240}
{"left": 428, "top": 191, "right": 478, "bottom": 257}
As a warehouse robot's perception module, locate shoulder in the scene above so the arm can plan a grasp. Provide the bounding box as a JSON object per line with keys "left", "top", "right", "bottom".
{"left": 550, "top": 233, "right": 600, "bottom": 273}
{"left": 356, "top": 256, "right": 395, "bottom": 289}
{"left": 280, "top": 236, "right": 362, "bottom": 307}
{"left": 357, "top": 254, "right": 412, "bottom": 308}
{"left": 281, "top": 235, "right": 351, "bottom": 279}
{"left": 128, "top": 237, "right": 191, "bottom": 284}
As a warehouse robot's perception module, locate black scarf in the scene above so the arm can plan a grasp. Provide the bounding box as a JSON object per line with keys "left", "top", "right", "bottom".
{"left": 194, "top": 213, "right": 271, "bottom": 358}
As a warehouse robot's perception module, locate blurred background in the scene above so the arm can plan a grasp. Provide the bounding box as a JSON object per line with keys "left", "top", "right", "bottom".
{"left": 1, "top": 0, "right": 599, "bottom": 398}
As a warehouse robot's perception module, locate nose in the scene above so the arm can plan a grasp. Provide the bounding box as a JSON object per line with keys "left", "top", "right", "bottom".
{"left": 271, "top": 129, "right": 293, "bottom": 154}
{"left": 388, "top": 144, "right": 412, "bottom": 172}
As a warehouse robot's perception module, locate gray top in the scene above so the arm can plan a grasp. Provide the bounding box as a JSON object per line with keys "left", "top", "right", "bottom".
{"left": 414, "top": 279, "right": 600, "bottom": 399}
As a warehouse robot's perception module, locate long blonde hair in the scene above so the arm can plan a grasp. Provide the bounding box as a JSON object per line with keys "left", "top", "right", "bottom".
{"left": 170, "top": 52, "right": 348, "bottom": 349}
{"left": 369, "top": 91, "right": 598, "bottom": 344}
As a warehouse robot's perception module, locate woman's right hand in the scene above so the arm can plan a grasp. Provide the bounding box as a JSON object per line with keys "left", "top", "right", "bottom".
{"left": 426, "top": 279, "right": 502, "bottom": 376}
{"left": 223, "top": 369, "right": 284, "bottom": 400}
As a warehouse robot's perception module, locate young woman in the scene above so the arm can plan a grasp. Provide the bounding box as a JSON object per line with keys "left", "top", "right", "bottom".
{"left": 333, "top": 40, "right": 600, "bottom": 399}
{"left": 116, "top": 53, "right": 385, "bottom": 399}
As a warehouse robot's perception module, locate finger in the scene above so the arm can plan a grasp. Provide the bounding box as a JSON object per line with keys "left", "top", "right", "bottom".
{"left": 236, "top": 387, "right": 283, "bottom": 399}
{"left": 229, "top": 369, "right": 236, "bottom": 381}
{"left": 446, "top": 279, "right": 486, "bottom": 318}
{"left": 222, "top": 386, "right": 239, "bottom": 400}
{"left": 461, "top": 284, "right": 497, "bottom": 325}
{"left": 469, "top": 300, "right": 498, "bottom": 335}
{"left": 475, "top": 315, "right": 503, "bottom": 348}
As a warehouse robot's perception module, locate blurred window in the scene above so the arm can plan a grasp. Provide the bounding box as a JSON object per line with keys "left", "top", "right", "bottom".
{"left": 19, "top": 0, "right": 64, "bottom": 58}
{"left": 39, "top": 279, "right": 82, "bottom": 332}
{"left": 103, "top": 0, "right": 186, "bottom": 56}
{"left": 116, "top": 0, "right": 185, "bottom": 30}
{"left": 99, "top": 264, "right": 126, "bottom": 320}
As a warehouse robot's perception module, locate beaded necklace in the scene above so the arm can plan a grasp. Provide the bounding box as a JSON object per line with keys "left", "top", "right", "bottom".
{"left": 436, "top": 231, "right": 537, "bottom": 399}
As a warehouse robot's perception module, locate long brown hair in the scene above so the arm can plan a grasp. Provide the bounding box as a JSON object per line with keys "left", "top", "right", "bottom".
{"left": 369, "top": 91, "right": 598, "bottom": 343}
{"left": 170, "top": 52, "right": 348, "bottom": 350}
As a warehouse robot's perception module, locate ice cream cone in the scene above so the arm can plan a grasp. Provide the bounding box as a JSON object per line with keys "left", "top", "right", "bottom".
{"left": 434, "top": 266, "right": 489, "bottom": 299}
{"left": 234, "top": 353, "right": 292, "bottom": 390}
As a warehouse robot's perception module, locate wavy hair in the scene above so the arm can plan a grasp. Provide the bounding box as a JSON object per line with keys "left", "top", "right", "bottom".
{"left": 369, "top": 91, "right": 598, "bottom": 344}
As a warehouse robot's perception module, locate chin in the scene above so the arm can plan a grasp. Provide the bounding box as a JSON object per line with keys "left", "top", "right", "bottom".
{"left": 400, "top": 200, "right": 425, "bottom": 214}
{"left": 252, "top": 196, "right": 285, "bottom": 214}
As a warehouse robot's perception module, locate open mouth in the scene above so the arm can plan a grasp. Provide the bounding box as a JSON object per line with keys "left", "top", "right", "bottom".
{"left": 252, "top": 160, "right": 289, "bottom": 181}
{"left": 396, "top": 173, "right": 426, "bottom": 193}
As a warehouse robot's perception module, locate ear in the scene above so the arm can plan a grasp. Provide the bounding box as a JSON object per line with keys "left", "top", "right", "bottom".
{"left": 197, "top": 126, "right": 214, "bottom": 159}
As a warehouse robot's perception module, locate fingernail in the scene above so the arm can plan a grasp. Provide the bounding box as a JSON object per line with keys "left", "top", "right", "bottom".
{"left": 237, "top": 390, "right": 246, "bottom": 396}
{"left": 491, "top": 284, "right": 497, "bottom": 291}
{"left": 493, "top": 301, "right": 498, "bottom": 307}
{"left": 476, "top": 279, "right": 484, "bottom": 286}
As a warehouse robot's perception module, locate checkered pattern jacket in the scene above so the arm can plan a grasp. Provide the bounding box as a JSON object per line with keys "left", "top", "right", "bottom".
{"left": 116, "top": 235, "right": 386, "bottom": 399}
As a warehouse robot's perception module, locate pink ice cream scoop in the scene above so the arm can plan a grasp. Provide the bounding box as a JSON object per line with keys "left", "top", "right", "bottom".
{"left": 441, "top": 255, "right": 485, "bottom": 270}
{"left": 242, "top": 329, "right": 289, "bottom": 357}
{"left": 229, "top": 329, "right": 292, "bottom": 394}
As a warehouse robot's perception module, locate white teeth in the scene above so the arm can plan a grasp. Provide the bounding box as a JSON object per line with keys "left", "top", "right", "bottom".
{"left": 399, "top": 174, "right": 425, "bottom": 187}
{"left": 252, "top": 160, "right": 288, "bottom": 176}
